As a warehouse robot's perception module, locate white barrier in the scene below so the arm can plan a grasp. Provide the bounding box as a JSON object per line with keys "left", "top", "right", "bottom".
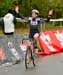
{"left": 50, "top": 18, "right": 63, "bottom": 22}
{"left": 0, "top": 17, "right": 63, "bottom": 22}
{"left": 16, "top": 18, "right": 27, "bottom": 22}
{"left": 0, "top": 18, "right": 63, "bottom": 30}
{"left": 13, "top": 18, "right": 63, "bottom": 22}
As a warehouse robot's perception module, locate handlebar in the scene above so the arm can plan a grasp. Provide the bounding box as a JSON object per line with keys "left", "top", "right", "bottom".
{"left": 22, "top": 38, "right": 32, "bottom": 44}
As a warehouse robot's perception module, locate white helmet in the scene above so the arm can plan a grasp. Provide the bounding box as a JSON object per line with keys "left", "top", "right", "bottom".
{"left": 32, "top": 9, "right": 39, "bottom": 14}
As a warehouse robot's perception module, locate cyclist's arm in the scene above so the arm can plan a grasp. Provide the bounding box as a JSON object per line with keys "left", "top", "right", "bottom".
{"left": 23, "top": 17, "right": 31, "bottom": 22}
{"left": 14, "top": 11, "right": 29, "bottom": 22}
{"left": 42, "top": 15, "right": 51, "bottom": 22}
{"left": 13, "top": 10, "right": 25, "bottom": 19}
{"left": 40, "top": 9, "right": 53, "bottom": 23}
{"left": 15, "top": 11, "right": 29, "bottom": 22}
{"left": 16, "top": 12, "right": 25, "bottom": 19}
{"left": 40, "top": 15, "right": 51, "bottom": 23}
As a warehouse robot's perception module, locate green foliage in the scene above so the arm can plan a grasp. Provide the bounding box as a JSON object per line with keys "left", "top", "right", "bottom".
{"left": 0, "top": 0, "right": 63, "bottom": 18}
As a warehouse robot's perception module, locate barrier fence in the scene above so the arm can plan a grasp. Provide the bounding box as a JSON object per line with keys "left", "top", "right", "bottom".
{"left": 0, "top": 34, "right": 25, "bottom": 66}
{"left": 36, "top": 30, "right": 63, "bottom": 55}
{"left": 0, "top": 17, "right": 63, "bottom": 22}
{"left": 0, "top": 17, "right": 63, "bottom": 30}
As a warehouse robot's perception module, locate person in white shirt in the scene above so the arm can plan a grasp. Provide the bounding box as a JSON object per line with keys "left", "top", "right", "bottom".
{"left": 3, "top": 10, "right": 16, "bottom": 35}
{"left": 3, "top": 4, "right": 24, "bottom": 35}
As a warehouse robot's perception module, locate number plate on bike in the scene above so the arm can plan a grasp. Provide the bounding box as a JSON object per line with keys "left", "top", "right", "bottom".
{"left": 20, "top": 44, "right": 27, "bottom": 51}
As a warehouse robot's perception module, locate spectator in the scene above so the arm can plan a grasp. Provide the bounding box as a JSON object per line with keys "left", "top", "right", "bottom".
{"left": 2, "top": 4, "right": 24, "bottom": 36}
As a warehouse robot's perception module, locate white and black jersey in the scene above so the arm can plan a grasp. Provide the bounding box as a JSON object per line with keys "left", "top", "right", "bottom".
{"left": 28, "top": 17, "right": 41, "bottom": 30}
{"left": 27, "top": 16, "right": 51, "bottom": 30}
{"left": 26, "top": 16, "right": 51, "bottom": 38}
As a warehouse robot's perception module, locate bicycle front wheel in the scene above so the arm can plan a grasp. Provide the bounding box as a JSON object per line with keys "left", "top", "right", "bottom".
{"left": 25, "top": 46, "right": 35, "bottom": 69}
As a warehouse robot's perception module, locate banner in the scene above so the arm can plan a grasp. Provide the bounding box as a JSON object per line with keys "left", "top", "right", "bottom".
{"left": 54, "top": 30, "right": 63, "bottom": 50}
{"left": 0, "top": 48, "right": 5, "bottom": 60}
{"left": 37, "top": 30, "right": 63, "bottom": 55}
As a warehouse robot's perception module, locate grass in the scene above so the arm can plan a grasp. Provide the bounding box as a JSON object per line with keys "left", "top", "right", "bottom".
{"left": 40, "top": 23, "right": 63, "bottom": 31}
{"left": 15, "top": 23, "right": 63, "bottom": 35}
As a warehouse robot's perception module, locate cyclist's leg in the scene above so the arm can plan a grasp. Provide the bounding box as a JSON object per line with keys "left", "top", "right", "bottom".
{"left": 29, "top": 30, "right": 41, "bottom": 52}
{"left": 29, "top": 31, "right": 34, "bottom": 48}
{"left": 33, "top": 33, "right": 42, "bottom": 52}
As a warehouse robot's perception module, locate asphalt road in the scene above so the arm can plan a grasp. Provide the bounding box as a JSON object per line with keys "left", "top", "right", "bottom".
{"left": 0, "top": 53, "right": 63, "bottom": 75}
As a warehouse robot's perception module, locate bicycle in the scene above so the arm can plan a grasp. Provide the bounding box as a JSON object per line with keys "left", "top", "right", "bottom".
{"left": 21, "top": 34, "right": 35, "bottom": 69}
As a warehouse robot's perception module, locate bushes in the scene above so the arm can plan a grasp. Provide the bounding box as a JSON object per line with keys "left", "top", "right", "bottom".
{"left": 0, "top": 0, "right": 63, "bottom": 18}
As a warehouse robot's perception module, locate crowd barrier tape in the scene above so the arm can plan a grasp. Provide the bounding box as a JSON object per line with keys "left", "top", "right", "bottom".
{"left": 36, "top": 30, "right": 63, "bottom": 55}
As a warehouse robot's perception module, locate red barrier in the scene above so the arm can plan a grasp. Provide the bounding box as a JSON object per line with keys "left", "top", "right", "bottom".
{"left": 46, "top": 31, "right": 62, "bottom": 52}
{"left": 36, "top": 30, "right": 63, "bottom": 55}
{"left": 0, "top": 48, "right": 5, "bottom": 60}
{"left": 54, "top": 30, "right": 63, "bottom": 50}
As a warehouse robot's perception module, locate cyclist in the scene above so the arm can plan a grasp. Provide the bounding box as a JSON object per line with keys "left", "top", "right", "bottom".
{"left": 25, "top": 9, "right": 53, "bottom": 52}
{"left": 19, "top": 9, "right": 53, "bottom": 64}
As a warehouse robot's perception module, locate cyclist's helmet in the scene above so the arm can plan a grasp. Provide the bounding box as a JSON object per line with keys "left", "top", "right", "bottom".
{"left": 32, "top": 9, "right": 39, "bottom": 14}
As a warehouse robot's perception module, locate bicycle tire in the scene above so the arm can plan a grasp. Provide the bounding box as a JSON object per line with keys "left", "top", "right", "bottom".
{"left": 31, "top": 50, "right": 35, "bottom": 67}
{"left": 25, "top": 46, "right": 35, "bottom": 69}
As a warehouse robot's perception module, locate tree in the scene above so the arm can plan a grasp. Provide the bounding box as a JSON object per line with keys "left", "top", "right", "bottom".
{"left": 0, "top": 0, "right": 63, "bottom": 18}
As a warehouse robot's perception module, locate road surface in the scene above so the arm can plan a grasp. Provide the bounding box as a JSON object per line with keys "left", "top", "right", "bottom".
{"left": 0, "top": 53, "right": 63, "bottom": 75}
